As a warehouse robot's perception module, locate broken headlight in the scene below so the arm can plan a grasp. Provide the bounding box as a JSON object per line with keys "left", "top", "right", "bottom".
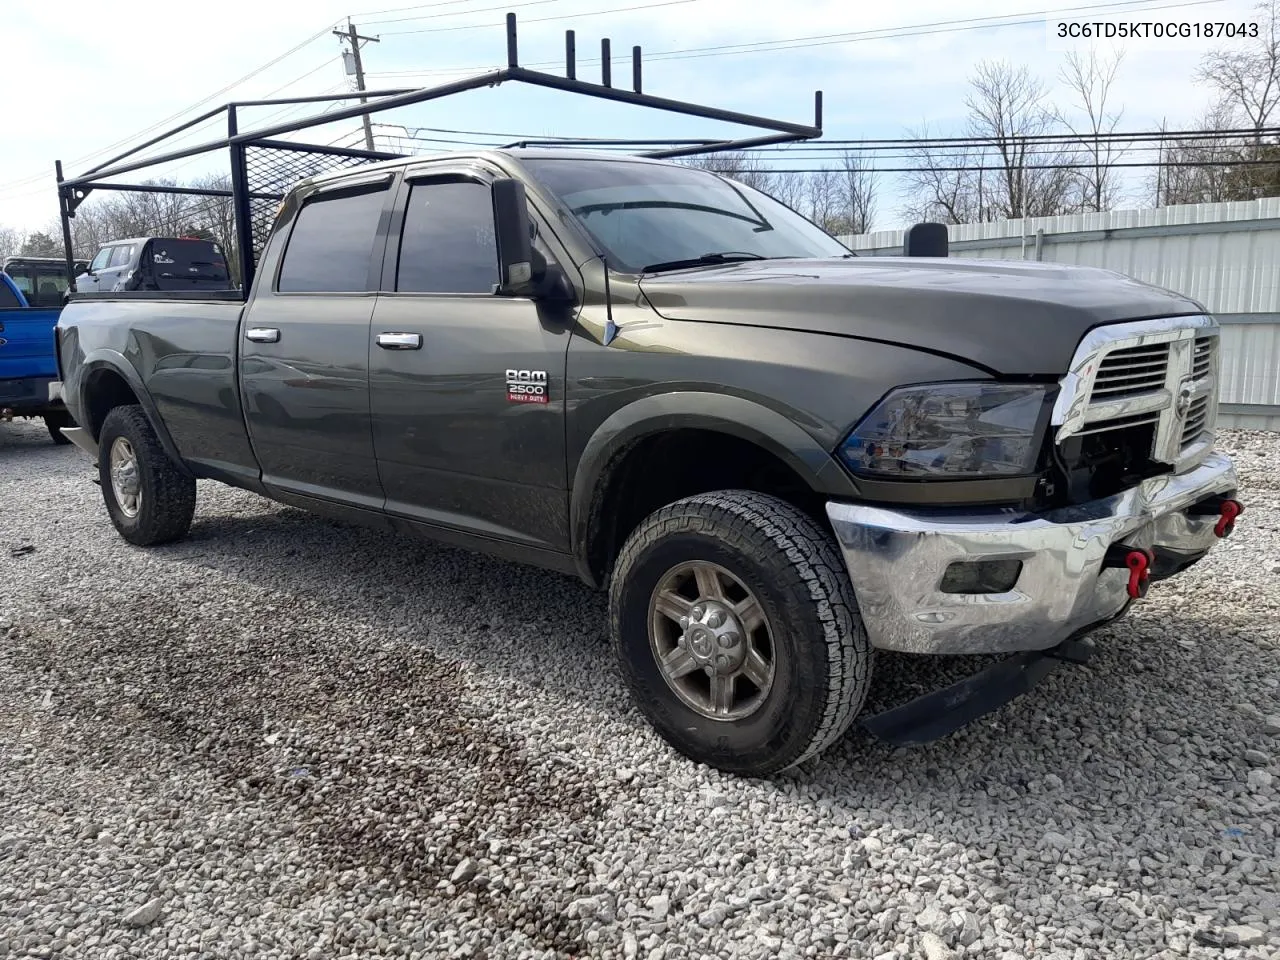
{"left": 839, "top": 382, "right": 1049, "bottom": 479}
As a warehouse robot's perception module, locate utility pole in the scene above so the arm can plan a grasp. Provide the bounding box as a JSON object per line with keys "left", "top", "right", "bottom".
{"left": 335, "top": 19, "right": 379, "bottom": 151}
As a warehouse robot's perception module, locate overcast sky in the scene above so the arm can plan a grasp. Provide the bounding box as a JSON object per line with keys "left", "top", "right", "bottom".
{"left": 2, "top": 0, "right": 1263, "bottom": 236}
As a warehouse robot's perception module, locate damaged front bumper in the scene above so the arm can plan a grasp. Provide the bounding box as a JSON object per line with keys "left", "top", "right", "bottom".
{"left": 825, "top": 452, "right": 1241, "bottom": 657}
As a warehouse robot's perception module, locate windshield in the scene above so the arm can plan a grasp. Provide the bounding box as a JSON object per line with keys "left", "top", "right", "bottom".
{"left": 520, "top": 157, "right": 850, "bottom": 273}
{"left": 144, "top": 239, "right": 230, "bottom": 283}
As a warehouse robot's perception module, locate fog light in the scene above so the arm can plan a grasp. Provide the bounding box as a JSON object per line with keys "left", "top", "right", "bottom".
{"left": 939, "top": 558, "right": 1023, "bottom": 594}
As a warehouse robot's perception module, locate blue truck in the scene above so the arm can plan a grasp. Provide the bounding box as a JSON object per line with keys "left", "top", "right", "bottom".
{"left": 0, "top": 270, "right": 74, "bottom": 443}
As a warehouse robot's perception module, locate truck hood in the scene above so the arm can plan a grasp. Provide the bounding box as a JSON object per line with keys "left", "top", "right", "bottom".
{"left": 637, "top": 257, "right": 1206, "bottom": 375}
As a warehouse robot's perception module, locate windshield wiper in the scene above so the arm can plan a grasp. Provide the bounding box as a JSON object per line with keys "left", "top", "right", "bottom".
{"left": 641, "top": 252, "right": 773, "bottom": 273}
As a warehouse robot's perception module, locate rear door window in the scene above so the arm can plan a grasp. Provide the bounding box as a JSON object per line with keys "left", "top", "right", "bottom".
{"left": 30, "top": 268, "right": 68, "bottom": 306}
{"left": 277, "top": 185, "right": 390, "bottom": 293}
{"left": 6, "top": 266, "right": 33, "bottom": 298}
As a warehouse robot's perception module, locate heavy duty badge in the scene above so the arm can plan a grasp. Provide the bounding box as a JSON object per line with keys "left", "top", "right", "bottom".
{"left": 506, "top": 369, "right": 548, "bottom": 404}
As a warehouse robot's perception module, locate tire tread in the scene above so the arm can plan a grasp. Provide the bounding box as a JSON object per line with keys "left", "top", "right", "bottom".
{"left": 609, "top": 490, "right": 872, "bottom": 774}
{"left": 98, "top": 404, "right": 196, "bottom": 546}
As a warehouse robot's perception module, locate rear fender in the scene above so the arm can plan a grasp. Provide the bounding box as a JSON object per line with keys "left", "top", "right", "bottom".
{"left": 79, "top": 350, "right": 194, "bottom": 479}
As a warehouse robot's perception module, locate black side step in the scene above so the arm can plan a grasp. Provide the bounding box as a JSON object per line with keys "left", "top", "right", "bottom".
{"left": 861, "top": 636, "right": 1098, "bottom": 746}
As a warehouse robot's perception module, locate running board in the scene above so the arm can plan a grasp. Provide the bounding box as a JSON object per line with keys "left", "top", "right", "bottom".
{"left": 60, "top": 426, "right": 99, "bottom": 460}
{"left": 860, "top": 636, "right": 1098, "bottom": 746}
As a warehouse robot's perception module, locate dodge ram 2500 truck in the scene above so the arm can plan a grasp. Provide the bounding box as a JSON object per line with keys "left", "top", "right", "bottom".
{"left": 51, "top": 149, "right": 1245, "bottom": 775}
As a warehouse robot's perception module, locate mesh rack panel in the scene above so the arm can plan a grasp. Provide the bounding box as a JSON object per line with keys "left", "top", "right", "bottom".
{"left": 242, "top": 143, "right": 395, "bottom": 271}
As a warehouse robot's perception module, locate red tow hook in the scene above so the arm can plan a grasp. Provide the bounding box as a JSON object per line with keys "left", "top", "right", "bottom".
{"left": 1124, "top": 549, "right": 1152, "bottom": 599}
{"left": 1214, "top": 499, "right": 1243, "bottom": 539}
{"left": 1104, "top": 544, "right": 1155, "bottom": 600}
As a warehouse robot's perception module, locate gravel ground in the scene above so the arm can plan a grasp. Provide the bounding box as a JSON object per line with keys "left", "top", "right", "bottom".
{"left": 1, "top": 419, "right": 1278, "bottom": 960}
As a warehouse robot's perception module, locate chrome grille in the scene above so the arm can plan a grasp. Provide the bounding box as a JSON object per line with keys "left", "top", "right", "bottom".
{"left": 1181, "top": 395, "right": 1210, "bottom": 446}
{"left": 1092, "top": 343, "right": 1170, "bottom": 399}
{"left": 1191, "top": 335, "right": 1215, "bottom": 381}
{"left": 1052, "top": 315, "right": 1220, "bottom": 470}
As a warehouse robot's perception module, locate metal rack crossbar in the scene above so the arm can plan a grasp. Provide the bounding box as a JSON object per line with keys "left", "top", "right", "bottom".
{"left": 57, "top": 12, "right": 824, "bottom": 294}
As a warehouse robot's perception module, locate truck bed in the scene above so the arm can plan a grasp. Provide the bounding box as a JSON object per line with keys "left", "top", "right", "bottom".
{"left": 57, "top": 297, "right": 257, "bottom": 481}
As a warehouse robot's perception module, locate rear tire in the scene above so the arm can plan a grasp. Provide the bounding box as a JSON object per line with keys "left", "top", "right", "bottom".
{"left": 44, "top": 410, "right": 74, "bottom": 445}
{"left": 97, "top": 404, "right": 196, "bottom": 546}
{"left": 608, "top": 490, "right": 873, "bottom": 776}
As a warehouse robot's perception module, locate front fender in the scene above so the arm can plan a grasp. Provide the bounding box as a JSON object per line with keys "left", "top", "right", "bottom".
{"left": 78, "top": 349, "right": 194, "bottom": 479}
{"left": 569, "top": 390, "right": 857, "bottom": 582}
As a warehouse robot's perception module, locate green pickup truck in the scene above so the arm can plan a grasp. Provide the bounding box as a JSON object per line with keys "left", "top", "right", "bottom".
{"left": 50, "top": 149, "right": 1244, "bottom": 775}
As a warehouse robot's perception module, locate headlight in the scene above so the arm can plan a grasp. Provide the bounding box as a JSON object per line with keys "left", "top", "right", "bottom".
{"left": 838, "top": 382, "right": 1049, "bottom": 479}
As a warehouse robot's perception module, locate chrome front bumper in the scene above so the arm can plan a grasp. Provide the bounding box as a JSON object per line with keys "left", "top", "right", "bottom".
{"left": 825, "top": 452, "right": 1240, "bottom": 655}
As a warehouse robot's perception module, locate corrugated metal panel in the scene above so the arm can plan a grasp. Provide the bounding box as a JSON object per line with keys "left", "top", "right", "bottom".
{"left": 1220, "top": 324, "right": 1280, "bottom": 405}
{"left": 849, "top": 196, "right": 1280, "bottom": 249}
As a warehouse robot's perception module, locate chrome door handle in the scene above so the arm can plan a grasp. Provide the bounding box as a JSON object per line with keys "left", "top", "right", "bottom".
{"left": 245, "top": 327, "right": 280, "bottom": 343}
{"left": 376, "top": 332, "right": 423, "bottom": 350}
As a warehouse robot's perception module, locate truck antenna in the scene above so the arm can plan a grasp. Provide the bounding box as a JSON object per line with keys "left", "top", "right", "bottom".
{"left": 601, "top": 254, "right": 618, "bottom": 346}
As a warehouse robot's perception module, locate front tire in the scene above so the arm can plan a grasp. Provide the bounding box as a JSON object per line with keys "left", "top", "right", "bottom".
{"left": 609, "top": 490, "right": 873, "bottom": 776}
{"left": 97, "top": 404, "right": 196, "bottom": 546}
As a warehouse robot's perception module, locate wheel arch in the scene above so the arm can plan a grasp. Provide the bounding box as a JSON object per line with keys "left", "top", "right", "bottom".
{"left": 79, "top": 351, "right": 194, "bottom": 479}
{"left": 570, "top": 391, "right": 858, "bottom": 587}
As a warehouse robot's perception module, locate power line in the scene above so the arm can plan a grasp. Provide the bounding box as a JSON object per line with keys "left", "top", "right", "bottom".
{"left": 378, "top": 0, "right": 699, "bottom": 36}
{"left": 365, "top": 0, "right": 564, "bottom": 27}
{"left": 365, "top": 0, "right": 1226, "bottom": 77}
{"left": 0, "top": 22, "right": 342, "bottom": 196}
{"left": 349, "top": 0, "right": 518, "bottom": 20}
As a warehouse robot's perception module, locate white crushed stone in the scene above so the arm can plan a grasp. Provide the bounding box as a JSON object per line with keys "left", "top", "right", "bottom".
{"left": 1, "top": 419, "right": 1278, "bottom": 959}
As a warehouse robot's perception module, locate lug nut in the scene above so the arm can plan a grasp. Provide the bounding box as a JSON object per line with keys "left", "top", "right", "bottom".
{"left": 716, "top": 655, "right": 731, "bottom": 670}
{"left": 691, "top": 604, "right": 705, "bottom": 621}
{"left": 707, "top": 609, "right": 726, "bottom": 628}
{"left": 679, "top": 616, "right": 690, "bottom": 630}
{"left": 718, "top": 632, "right": 739, "bottom": 649}
{"left": 703, "top": 665, "right": 714, "bottom": 677}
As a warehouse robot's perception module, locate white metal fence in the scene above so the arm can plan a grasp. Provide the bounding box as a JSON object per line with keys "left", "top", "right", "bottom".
{"left": 839, "top": 197, "right": 1280, "bottom": 429}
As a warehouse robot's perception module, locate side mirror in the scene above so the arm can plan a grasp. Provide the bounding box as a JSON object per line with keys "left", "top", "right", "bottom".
{"left": 492, "top": 178, "right": 535, "bottom": 296}
{"left": 904, "top": 222, "right": 949, "bottom": 258}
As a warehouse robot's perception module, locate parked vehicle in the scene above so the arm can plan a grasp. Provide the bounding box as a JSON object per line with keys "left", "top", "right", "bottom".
{"left": 51, "top": 150, "right": 1244, "bottom": 775}
{"left": 0, "top": 272, "right": 74, "bottom": 443}
{"left": 3, "top": 256, "right": 89, "bottom": 308}
{"left": 75, "top": 236, "right": 232, "bottom": 294}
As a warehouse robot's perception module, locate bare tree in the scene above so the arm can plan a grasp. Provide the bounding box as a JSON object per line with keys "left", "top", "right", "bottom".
{"left": 0, "top": 226, "right": 20, "bottom": 261}
{"left": 677, "top": 151, "right": 782, "bottom": 194}
{"left": 838, "top": 149, "right": 876, "bottom": 234}
{"left": 1057, "top": 49, "right": 1126, "bottom": 212}
{"left": 1148, "top": 1, "right": 1280, "bottom": 209}
{"left": 903, "top": 61, "right": 1076, "bottom": 224}
{"left": 901, "top": 123, "right": 986, "bottom": 224}
{"left": 804, "top": 169, "right": 843, "bottom": 233}
{"left": 965, "top": 60, "right": 1076, "bottom": 219}
{"left": 1149, "top": 103, "right": 1246, "bottom": 205}
{"left": 1197, "top": 0, "right": 1279, "bottom": 140}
